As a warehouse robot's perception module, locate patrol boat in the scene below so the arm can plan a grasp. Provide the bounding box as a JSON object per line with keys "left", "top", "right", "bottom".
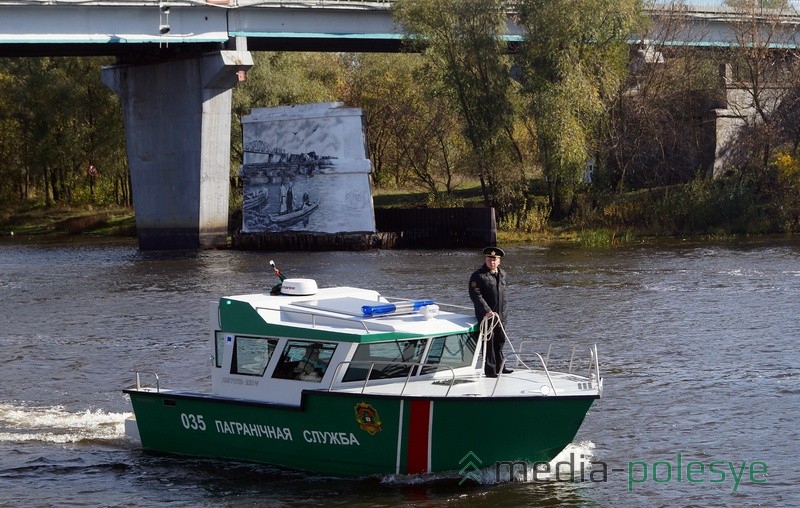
{"left": 124, "top": 275, "right": 603, "bottom": 477}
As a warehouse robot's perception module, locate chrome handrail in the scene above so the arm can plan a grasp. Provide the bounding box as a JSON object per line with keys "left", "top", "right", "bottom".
{"left": 491, "top": 351, "right": 557, "bottom": 396}
{"left": 569, "top": 345, "right": 577, "bottom": 373}
{"left": 515, "top": 340, "right": 552, "bottom": 367}
{"left": 254, "top": 305, "right": 373, "bottom": 333}
{"left": 519, "top": 341, "right": 602, "bottom": 378}
{"left": 134, "top": 371, "right": 160, "bottom": 392}
{"left": 495, "top": 336, "right": 604, "bottom": 397}
{"left": 590, "top": 344, "right": 601, "bottom": 390}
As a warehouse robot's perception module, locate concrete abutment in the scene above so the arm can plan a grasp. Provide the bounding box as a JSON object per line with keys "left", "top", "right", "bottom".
{"left": 102, "top": 46, "right": 252, "bottom": 250}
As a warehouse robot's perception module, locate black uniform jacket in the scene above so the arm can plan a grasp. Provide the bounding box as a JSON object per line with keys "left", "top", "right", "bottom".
{"left": 468, "top": 265, "right": 507, "bottom": 322}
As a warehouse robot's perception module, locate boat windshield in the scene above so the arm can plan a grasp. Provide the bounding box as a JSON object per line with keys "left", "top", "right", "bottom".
{"left": 422, "top": 332, "right": 477, "bottom": 373}
{"left": 342, "top": 333, "right": 476, "bottom": 382}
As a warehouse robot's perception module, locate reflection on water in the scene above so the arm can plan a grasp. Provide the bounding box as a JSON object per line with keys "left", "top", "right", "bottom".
{"left": 0, "top": 237, "right": 799, "bottom": 506}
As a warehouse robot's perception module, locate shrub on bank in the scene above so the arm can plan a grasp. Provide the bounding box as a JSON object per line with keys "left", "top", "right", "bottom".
{"left": 529, "top": 173, "right": 800, "bottom": 242}
{"left": 592, "top": 179, "right": 747, "bottom": 236}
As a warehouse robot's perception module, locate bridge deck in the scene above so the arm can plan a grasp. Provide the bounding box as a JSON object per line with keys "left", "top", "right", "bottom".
{"left": 0, "top": 1, "right": 799, "bottom": 57}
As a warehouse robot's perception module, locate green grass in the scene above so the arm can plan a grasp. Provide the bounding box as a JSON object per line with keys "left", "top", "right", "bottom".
{"left": 578, "top": 228, "right": 636, "bottom": 247}
{"left": 8, "top": 178, "right": 766, "bottom": 248}
{"left": 373, "top": 185, "right": 486, "bottom": 208}
{"left": 0, "top": 205, "right": 136, "bottom": 237}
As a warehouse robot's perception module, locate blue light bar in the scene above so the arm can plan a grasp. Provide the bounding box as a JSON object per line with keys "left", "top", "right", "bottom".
{"left": 361, "top": 299, "right": 435, "bottom": 318}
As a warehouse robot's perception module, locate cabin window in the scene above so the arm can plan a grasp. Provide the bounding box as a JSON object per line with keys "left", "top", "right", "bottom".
{"left": 231, "top": 336, "right": 278, "bottom": 376}
{"left": 342, "top": 339, "right": 426, "bottom": 382}
{"left": 272, "top": 340, "right": 337, "bottom": 383}
{"left": 422, "top": 333, "right": 477, "bottom": 374}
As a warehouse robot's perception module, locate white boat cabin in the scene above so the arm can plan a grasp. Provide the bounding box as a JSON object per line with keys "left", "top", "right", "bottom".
{"left": 211, "top": 279, "right": 480, "bottom": 406}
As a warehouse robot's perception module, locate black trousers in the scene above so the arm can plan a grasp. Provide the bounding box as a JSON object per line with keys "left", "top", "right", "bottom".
{"left": 483, "top": 325, "right": 507, "bottom": 376}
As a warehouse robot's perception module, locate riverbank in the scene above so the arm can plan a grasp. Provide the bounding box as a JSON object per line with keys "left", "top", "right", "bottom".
{"left": 1, "top": 198, "right": 791, "bottom": 249}
{"left": 0, "top": 204, "right": 573, "bottom": 247}
{"left": 0, "top": 206, "right": 136, "bottom": 238}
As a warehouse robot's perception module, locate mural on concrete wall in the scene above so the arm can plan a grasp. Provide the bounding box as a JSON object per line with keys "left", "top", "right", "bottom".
{"left": 241, "top": 145, "right": 333, "bottom": 232}
{"left": 240, "top": 103, "right": 375, "bottom": 234}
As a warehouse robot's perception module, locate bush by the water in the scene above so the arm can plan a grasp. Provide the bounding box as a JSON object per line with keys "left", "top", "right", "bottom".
{"left": 584, "top": 175, "right": 794, "bottom": 239}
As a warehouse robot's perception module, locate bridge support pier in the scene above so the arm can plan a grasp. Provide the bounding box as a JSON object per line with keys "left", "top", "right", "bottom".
{"left": 102, "top": 46, "right": 252, "bottom": 250}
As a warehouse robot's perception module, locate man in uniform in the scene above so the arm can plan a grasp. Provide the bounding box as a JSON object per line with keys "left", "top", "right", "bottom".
{"left": 468, "top": 247, "right": 512, "bottom": 378}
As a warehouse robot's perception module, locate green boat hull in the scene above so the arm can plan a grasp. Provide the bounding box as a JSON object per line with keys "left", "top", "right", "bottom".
{"left": 126, "top": 389, "right": 597, "bottom": 477}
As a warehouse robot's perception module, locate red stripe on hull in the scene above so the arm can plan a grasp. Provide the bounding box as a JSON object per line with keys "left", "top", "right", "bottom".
{"left": 406, "top": 399, "right": 431, "bottom": 474}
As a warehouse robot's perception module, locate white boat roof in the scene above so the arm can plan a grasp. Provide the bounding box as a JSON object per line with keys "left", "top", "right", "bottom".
{"left": 221, "top": 285, "right": 477, "bottom": 343}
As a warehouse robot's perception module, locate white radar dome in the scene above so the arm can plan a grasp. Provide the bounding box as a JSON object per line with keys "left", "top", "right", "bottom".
{"left": 280, "top": 278, "right": 319, "bottom": 296}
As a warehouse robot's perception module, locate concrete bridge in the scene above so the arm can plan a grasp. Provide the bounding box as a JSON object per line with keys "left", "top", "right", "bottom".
{"left": 1, "top": 0, "right": 798, "bottom": 249}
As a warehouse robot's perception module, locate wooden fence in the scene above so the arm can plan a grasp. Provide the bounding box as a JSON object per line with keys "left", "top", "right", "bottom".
{"left": 374, "top": 207, "right": 496, "bottom": 248}
{"left": 231, "top": 207, "right": 496, "bottom": 251}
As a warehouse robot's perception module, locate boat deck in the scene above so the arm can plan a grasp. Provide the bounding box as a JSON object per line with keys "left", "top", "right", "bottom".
{"left": 129, "top": 367, "right": 600, "bottom": 404}
{"left": 328, "top": 368, "right": 600, "bottom": 399}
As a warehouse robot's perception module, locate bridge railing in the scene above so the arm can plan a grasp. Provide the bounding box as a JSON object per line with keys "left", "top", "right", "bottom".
{"left": 0, "top": 0, "right": 394, "bottom": 5}
{"left": 3, "top": 0, "right": 799, "bottom": 17}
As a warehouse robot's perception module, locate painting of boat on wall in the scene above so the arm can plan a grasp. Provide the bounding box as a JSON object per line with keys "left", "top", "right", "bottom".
{"left": 240, "top": 148, "right": 330, "bottom": 233}
{"left": 239, "top": 103, "right": 377, "bottom": 235}
{"left": 269, "top": 201, "right": 319, "bottom": 228}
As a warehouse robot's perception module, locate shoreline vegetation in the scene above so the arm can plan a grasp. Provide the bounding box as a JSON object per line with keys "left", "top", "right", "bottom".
{"left": 0, "top": 205, "right": 136, "bottom": 239}
{"left": 1, "top": 181, "right": 796, "bottom": 249}
{"left": 5, "top": 3, "right": 800, "bottom": 251}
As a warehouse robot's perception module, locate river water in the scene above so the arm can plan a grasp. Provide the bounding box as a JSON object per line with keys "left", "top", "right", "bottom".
{"left": 0, "top": 237, "right": 798, "bottom": 507}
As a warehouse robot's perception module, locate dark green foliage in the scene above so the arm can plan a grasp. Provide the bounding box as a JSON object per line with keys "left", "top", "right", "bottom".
{"left": 0, "top": 57, "right": 128, "bottom": 209}
{"left": 590, "top": 176, "right": 774, "bottom": 236}
{"left": 3, "top": 8, "right": 800, "bottom": 242}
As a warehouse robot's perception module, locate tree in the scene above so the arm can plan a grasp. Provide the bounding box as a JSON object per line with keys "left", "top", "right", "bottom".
{"left": 341, "top": 53, "right": 467, "bottom": 200}
{"left": 0, "top": 66, "right": 24, "bottom": 206}
{"left": 605, "top": 53, "right": 720, "bottom": 190}
{"left": 0, "top": 57, "right": 126, "bottom": 208}
{"left": 340, "top": 53, "right": 418, "bottom": 188}
{"left": 717, "top": 0, "right": 800, "bottom": 186}
{"left": 515, "top": 0, "right": 646, "bottom": 218}
{"left": 603, "top": 1, "right": 721, "bottom": 190}
{"left": 393, "top": 0, "right": 523, "bottom": 214}
{"left": 62, "top": 57, "right": 129, "bottom": 206}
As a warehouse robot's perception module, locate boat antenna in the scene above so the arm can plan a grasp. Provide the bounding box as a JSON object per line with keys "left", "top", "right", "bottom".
{"left": 269, "top": 260, "right": 286, "bottom": 295}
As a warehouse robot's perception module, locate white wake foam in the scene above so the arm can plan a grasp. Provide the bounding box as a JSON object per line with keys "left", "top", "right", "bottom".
{"left": 0, "top": 402, "right": 132, "bottom": 444}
